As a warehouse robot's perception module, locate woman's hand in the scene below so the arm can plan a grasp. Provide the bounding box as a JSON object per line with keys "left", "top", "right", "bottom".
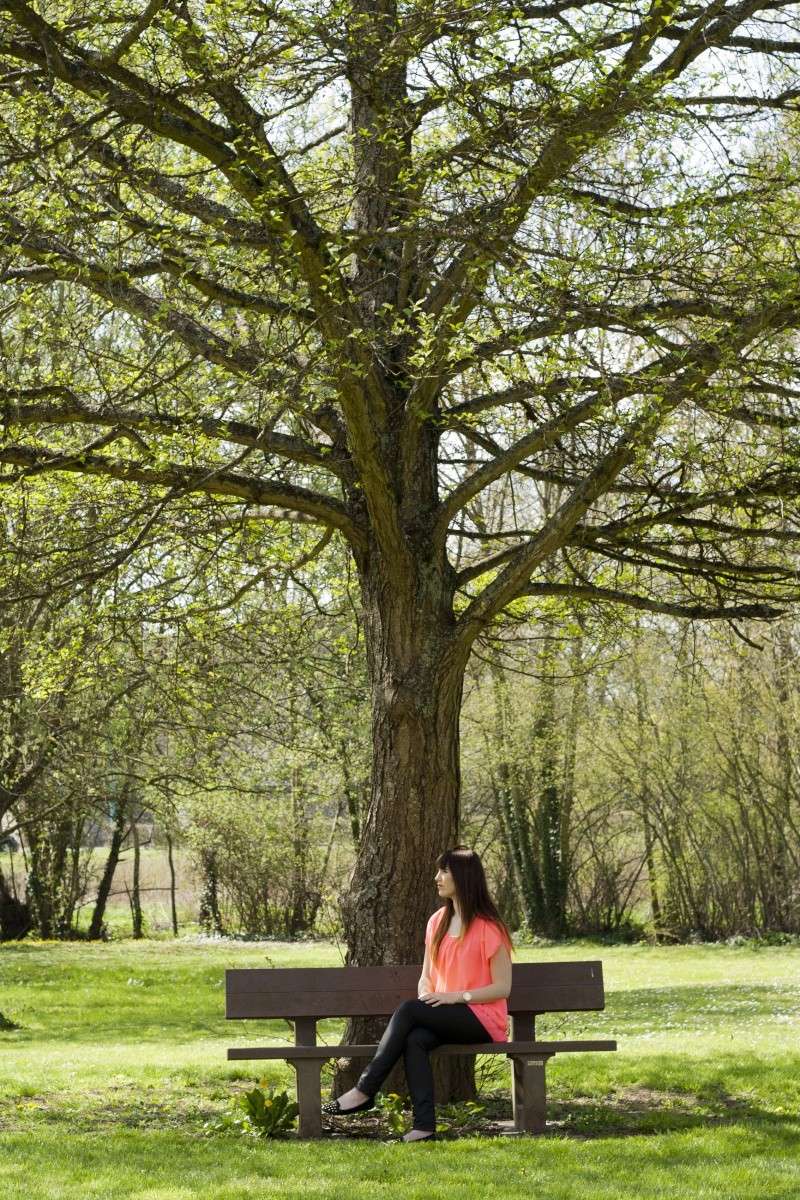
{"left": 419, "top": 990, "right": 462, "bottom": 1006}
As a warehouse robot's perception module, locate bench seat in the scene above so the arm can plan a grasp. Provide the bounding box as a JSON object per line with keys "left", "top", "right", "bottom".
{"left": 228, "top": 1039, "right": 616, "bottom": 1059}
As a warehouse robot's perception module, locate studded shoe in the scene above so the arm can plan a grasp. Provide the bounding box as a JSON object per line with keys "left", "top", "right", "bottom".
{"left": 321, "top": 1094, "right": 375, "bottom": 1116}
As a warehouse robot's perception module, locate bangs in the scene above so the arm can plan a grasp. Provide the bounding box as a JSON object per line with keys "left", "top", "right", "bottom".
{"left": 436, "top": 847, "right": 475, "bottom": 871}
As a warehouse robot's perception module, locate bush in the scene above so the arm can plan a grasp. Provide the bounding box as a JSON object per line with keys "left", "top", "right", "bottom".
{"left": 237, "top": 1086, "right": 298, "bottom": 1137}
{"left": 204, "top": 1086, "right": 298, "bottom": 1139}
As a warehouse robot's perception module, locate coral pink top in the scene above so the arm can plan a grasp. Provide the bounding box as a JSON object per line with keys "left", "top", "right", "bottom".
{"left": 424, "top": 909, "right": 510, "bottom": 1043}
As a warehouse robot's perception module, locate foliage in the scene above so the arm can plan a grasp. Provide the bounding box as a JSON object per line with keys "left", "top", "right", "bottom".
{"left": 235, "top": 1085, "right": 298, "bottom": 1138}
{"left": 435, "top": 1098, "right": 486, "bottom": 1135}
{"left": 203, "top": 1083, "right": 299, "bottom": 1140}
{"left": 2, "top": 36, "right": 800, "bottom": 1127}
{"left": 372, "top": 1090, "right": 486, "bottom": 1135}
{"left": 461, "top": 611, "right": 800, "bottom": 941}
{"left": 373, "top": 1091, "right": 407, "bottom": 1135}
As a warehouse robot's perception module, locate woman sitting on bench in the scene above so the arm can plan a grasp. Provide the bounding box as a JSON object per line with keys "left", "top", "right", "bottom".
{"left": 322, "top": 845, "right": 513, "bottom": 1142}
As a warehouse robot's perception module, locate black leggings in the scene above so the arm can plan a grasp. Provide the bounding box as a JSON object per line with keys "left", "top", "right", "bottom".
{"left": 356, "top": 999, "right": 492, "bottom": 1132}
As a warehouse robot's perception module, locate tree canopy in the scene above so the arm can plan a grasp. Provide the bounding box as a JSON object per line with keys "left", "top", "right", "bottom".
{"left": 2, "top": 0, "right": 800, "bottom": 987}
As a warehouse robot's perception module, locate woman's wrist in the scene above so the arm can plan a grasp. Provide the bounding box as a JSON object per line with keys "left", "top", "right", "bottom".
{"left": 460, "top": 985, "right": 506, "bottom": 1003}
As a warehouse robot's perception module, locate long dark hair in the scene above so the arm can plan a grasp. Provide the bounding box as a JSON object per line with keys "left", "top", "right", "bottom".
{"left": 430, "top": 846, "right": 514, "bottom": 966}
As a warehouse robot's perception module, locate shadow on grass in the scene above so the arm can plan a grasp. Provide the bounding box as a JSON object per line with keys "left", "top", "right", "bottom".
{"left": 540, "top": 1084, "right": 800, "bottom": 1142}
{"left": 273, "top": 1074, "right": 800, "bottom": 1144}
{"left": 3, "top": 1078, "right": 799, "bottom": 1149}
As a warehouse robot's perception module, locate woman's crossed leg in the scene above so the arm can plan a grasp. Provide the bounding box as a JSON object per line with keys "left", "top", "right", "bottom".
{"left": 332, "top": 998, "right": 492, "bottom": 1138}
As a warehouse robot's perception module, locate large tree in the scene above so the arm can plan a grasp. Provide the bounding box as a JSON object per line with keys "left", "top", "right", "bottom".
{"left": 2, "top": 0, "right": 800, "bottom": 989}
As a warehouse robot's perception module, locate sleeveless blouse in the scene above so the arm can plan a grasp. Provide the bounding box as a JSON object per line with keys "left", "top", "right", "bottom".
{"left": 424, "top": 909, "right": 509, "bottom": 1043}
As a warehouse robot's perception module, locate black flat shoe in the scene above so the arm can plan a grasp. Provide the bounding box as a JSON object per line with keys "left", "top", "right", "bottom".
{"left": 322, "top": 1095, "right": 375, "bottom": 1116}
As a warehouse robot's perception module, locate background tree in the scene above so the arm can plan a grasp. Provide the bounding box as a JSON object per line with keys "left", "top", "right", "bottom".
{"left": 591, "top": 617, "right": 800, "bottom": 938}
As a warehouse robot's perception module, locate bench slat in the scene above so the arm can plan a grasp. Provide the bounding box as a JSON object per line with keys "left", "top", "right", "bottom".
{"left": 226, "top": 961, "right": 606, "bottom": 1019}
{"left": 227, "top": 1039, "right": 617, "bottom": 1060}
{"left": 228, "top": 960, "right": 602, "bottom": 991}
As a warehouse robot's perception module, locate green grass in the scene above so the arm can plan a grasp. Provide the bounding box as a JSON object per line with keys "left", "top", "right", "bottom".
{"left": 1, "top": 938, "right": 799, "bottom": 1199}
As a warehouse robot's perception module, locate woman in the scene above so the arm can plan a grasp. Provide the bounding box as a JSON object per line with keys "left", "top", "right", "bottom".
{"left": 323, "top": 845, "right": 514, "bottom": 1141}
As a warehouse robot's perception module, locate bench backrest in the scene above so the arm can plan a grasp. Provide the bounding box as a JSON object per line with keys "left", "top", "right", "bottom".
{"left": 226, "top": 960, "right": 605, "bottom": 1020}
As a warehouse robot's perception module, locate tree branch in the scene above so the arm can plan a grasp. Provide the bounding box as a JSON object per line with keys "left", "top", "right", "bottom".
{"left": 453, "top": 287, "right": 800, "bottom": 644}
{"left": 435, "top": 390, "right": 615, "bottom": 542}
{"left": 519, "top": 581, "right": 786, "bottom": 620}
{"left": 0, "top": 444, "right": 364, "bottom": 547}
{"left": 98, "top": 0, "right": 169, "bottom": 67}
{"left": 413, "top": 0, "right": 772, "bottom": 412}
{"left": 0, "top": 391, "right": 349, "bottom": 478}
{"left": 0, "top": 212, "right": 263, "bottom": 378}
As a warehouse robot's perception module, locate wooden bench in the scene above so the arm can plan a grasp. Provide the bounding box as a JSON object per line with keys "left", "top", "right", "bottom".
{"left": 226, "top": 960, "right": 616, "bottom": 1138}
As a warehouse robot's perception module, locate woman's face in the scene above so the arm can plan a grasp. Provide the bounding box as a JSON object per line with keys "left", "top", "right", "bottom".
{"left": 435, "top": 864, "right": 457, "bottom": 900}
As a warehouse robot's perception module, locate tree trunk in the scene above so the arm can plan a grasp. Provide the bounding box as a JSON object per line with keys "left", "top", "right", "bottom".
{"left": 88, "top": 801, "right": 127, "bottom": 940}
{"left": 166, "top": 831, "right": 179, "bottom": 937}
{"left": 27, "top": 829, "right": 54, "bottom": 939}
{"left": 532, "top": 636, "right": 570, "bottom": 938}
{"left": 61, "top": 816, "right": 84, "bottom": 937}
{"left": 340, "top": 742, "right": 363, "bottom": 850}
{"left": 770, "top": 622, "right": 796, "bottom": 931}
{"left": 632, "top": 659, "right": 662, "bottom": 934}
{"left": 336, "top": 552, "right": 475, "bottom": 1101}
{"left": 50, "top": 814, "right": 72, "bottom": 937}
{"left": 488, "top": 667, "right": 541, "bottom": 930}
{"left": 487, "top": 637, "right": 572, "bottom": 938}
{"left": 199, "top": 848, "right": 224, "bottom": 934}
{"left": 0, "top": 865, "right": 29, "bottom": 940}
{"left": 486, "top": 755, "right": 525, "bottom": 932}
{"left": 130, "top": 818, "right": 143, "bottom": 939}
{"left": 289, "top": 762, "right": 311, "bottom": 937}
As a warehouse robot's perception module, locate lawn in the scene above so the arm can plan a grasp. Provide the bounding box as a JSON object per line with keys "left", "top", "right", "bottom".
{"left": 1, "top": 937, "right": 798, "bottom": 1199}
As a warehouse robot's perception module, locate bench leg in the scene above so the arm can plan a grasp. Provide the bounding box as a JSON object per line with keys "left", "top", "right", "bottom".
{"left": 288, "top": 1059, "right": 323, "bottom": 1139}
{"left": 510, "top": 1055, "right": 551, "bottom": 1134}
